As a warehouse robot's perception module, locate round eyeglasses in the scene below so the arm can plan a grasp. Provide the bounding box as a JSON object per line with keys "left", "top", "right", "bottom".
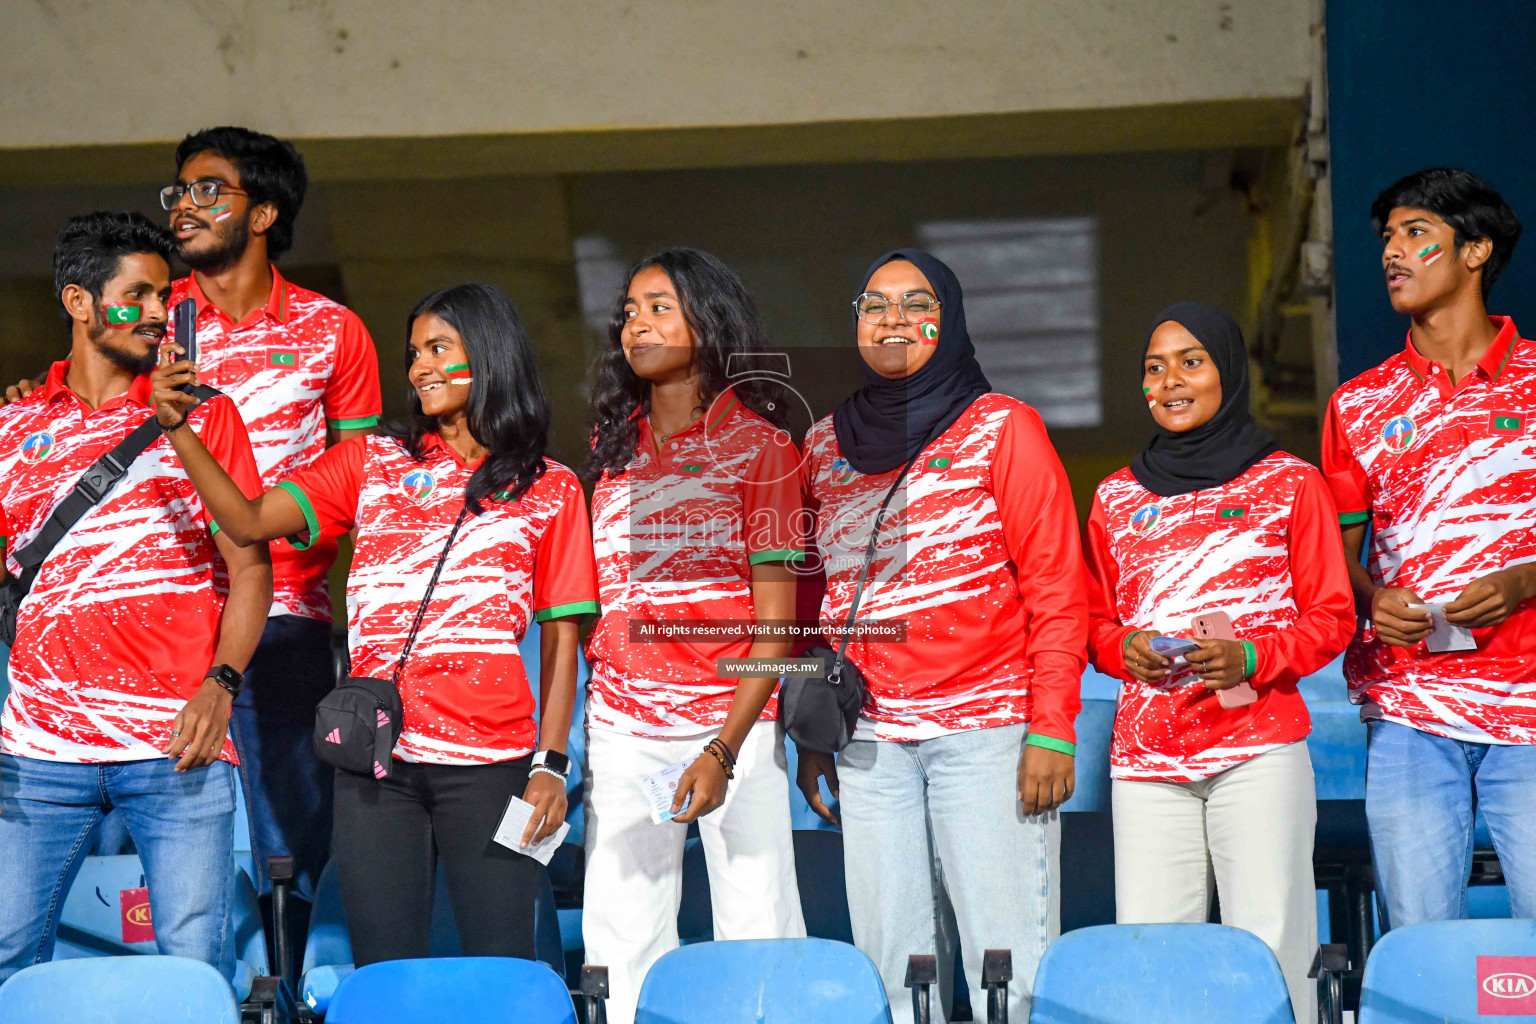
{"left": 159, "top": 180, "right": 249, "bottom": 211}
{"left": 852, "top": 291, "right": 941, "bottom": 325}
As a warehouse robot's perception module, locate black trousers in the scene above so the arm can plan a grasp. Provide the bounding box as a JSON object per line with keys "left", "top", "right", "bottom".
{"left": 332, "top": 756, "right": 543, "bottom": 967}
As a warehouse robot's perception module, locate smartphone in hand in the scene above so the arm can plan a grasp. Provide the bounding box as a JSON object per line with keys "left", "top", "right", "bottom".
{"left": 173, "top": 297, "right": 198, "bottom": 394}
{"left": 1192, "top": 611, "right": 1258, "bottom": 708}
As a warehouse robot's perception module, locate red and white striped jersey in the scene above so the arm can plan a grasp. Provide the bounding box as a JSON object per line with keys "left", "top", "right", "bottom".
{"left": 170, "top": 269, "right": 381, "bottom": 622}
{"left": 801, "top": 393, "right": 1086, "bottom": 743}
{"left": 586, "top": 395, "right": 805, "bottom": 738}
{"left": 1323, "top": 317, "right": 1536, "bottom": 744}
{"left": 1085, "top": 453, "right": 1354, "bottom": 782}
{"left": 282, "top": 434, "right": 598, "bottom": 764}
{"left": 0, "top": 361, "right": 262, "bottom": 764}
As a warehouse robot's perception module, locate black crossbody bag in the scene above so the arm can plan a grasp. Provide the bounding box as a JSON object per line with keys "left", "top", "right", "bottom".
{"left": 313, "top": 504, "right": 468, "bottom": 779}
{"left": 779, "top": 449, "right": 923, "bottom": 753}
{"left": 0, "top": 387, "right": 219, "bottom": 647}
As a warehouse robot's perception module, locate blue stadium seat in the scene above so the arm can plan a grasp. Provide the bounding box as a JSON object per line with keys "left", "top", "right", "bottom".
{"left": 326, "top": 956, "right": 575, "bottom": 1023}
{"left": 299, "top": 859, "right": 566, "bottom": 1016}
{"left": 52, "top": 855, "right": 267, "bottom": 1000}
{"left": 0, "top": 955, "right": 239, "bottom": 1023}
{"left": 635, "top": 938, "right": 890, "bottom": 1024}
{"left": 1358, "top": 919, "right": 1536, "bottom": 1022}
{"left": 1029, "top": 924, "right": 1293, "bottom": 1024}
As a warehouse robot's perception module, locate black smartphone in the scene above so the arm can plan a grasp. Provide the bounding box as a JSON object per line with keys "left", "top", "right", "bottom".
{"left": 173, "top": 297, "right": 198, "bottom": 393}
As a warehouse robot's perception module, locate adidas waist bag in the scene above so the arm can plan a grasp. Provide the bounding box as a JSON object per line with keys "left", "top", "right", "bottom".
{"left": 314, "top": 676, "right": 404, "bottom": 779}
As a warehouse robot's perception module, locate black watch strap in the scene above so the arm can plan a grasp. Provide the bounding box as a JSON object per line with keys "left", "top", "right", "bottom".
{"left": 206, "top": 663, "right": 243, "bottom": 698}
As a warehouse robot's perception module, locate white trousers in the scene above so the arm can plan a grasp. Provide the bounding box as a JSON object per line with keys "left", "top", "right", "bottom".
{"left": 1112, "top": 740, "right": 1318, "bottom": 1024}
{"left": 582, "top": 722, "right": 806, "bottom": 1024}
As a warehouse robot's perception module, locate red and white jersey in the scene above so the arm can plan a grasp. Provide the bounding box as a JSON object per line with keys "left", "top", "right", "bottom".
{"left": 1323, "top": 317, "right": 1536, "bottom": 744}
{"left": 801, "top": 393, "right": 1086, "bottom": 743}
{"left": 586, "top": 395, "right": 804, "bottom": 738}
{"left": 170, "top": 269, "right": 381, "bottom": 622}
{"left": 282, "top": 434, "right": 598, "bottom": 764}
{"left": 1084, "top": 454, "right": 1354, "bottom": 782}
{"left": 0, "top": 361, "right": 262, "bottom": 763}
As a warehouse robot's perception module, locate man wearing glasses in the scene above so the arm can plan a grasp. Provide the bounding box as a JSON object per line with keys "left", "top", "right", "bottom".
{"left": 161, "top": 127, "right": 381, "bottom": 954}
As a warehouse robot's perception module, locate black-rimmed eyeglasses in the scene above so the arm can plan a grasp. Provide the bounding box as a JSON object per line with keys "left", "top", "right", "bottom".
{"left": 159, "top": 179, "right": 249, "bottom": 211}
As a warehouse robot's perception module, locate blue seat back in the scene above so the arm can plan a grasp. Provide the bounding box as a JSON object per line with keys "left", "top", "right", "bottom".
{"left": 635, "top": 938, "right": 891, "bottom": 1024}
{"left": 1029, "top": 924, "right": 1293, "bottom": 1024}
{"left": 326, "top": 956, "right": 575, "bottom": 1024}
{"left": 1359, "top": 919, "right": 1536, "bottom": 1022}
{"left": 0, "top": 955, "right": 239, "bottom": 1023}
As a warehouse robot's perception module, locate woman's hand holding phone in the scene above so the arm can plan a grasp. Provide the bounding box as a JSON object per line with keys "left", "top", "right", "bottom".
{"left": 1186, "top": 638, "right": 1247, "bottom": 689}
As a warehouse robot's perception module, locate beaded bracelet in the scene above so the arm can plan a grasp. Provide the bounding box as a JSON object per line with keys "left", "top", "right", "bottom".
{"left": 703, "top": 739, "right": 735, "bottom": 780}
{"left": 529, "top": 764, "right": 567, "bottom": 783}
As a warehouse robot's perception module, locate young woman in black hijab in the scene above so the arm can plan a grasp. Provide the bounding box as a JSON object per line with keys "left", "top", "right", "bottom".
{"left": 797, "top": 249, "right": 1088, "bottom": 1024}
{"left": 1082, "top": 301, "right": 1354, "bottom": 1024}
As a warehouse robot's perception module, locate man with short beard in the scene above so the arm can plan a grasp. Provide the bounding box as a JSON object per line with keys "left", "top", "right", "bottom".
{"left": 162, "top": 127, "right": 382, "bottom": 951}
{"left": 0, "top": 212, "right": 270, "bottom": 981}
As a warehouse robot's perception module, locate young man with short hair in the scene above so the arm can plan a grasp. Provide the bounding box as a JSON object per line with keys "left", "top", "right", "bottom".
{"left": 1322, "top": 168, "right": 1531, "bottom": 927}
{"left": 162, "top": 127, "right": 382, "bottom": 935}
{"left": 0, "top": 211, "right": 270, "bottom": 981}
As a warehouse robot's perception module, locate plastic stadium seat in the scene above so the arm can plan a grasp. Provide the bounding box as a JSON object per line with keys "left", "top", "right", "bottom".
{"left": 325, "top": 956, "right": 576, "bottom": 1023}
{"left": 1029, "top": 924, "right": 1293, "bottom": 1024}
{"left": 0, "top": 955, "right": 239, "bottom": 1023}
{"left": 52, "top": 855, "right": 268, "bottom": 1000}
{"left": 635, "top": 938, "right": 891, "bottom": 1024}
{"left": 299, "top": 859, "right": 567, "bottom": 1016}
{"left": 1358, "top": 919, "right": 1536, "bottom": 1022}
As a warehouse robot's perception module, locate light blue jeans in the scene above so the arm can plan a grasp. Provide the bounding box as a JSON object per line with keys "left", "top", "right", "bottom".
{"left": 1366, "top": 721, "right": 1536, "bottom": 928}
{"left": 838, "top": 723, "right": 1060, "bottom": 1024}
{"left": 0, "top": 753, "right": 236, "bottom": 983}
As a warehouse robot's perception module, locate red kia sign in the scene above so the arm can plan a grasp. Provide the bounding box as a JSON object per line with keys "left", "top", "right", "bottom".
{"left": 1478, "top": 956, "right": 1536, "bottom": 1015}
{"left": 119, "top": 887, "right": 155, "bottom": 943}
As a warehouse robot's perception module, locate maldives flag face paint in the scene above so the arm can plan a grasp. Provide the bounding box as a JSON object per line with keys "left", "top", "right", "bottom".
{"left": 101, "top": 304, "right": 143, "bottom": 328}
{"left": 209, "top": 203, "right": 235, "bottom": 223}
{"left": 917, "top": 318, "right": 939, "bottom": 343}
{"left": 1418, "top": 242, "right": 1444, "bottom": 267}
{"left": 445, "top": 363, "right": 473, "bottom": 385}
{"left": 1143, "top": 386, "right": 1156, "bottom": 406}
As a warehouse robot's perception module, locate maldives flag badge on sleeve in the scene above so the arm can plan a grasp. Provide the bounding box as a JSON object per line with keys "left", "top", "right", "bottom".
{"left": 1492, "top": 412, "right": 1525, "bottom": 435}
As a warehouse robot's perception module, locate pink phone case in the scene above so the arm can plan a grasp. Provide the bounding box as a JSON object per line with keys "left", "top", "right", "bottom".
{"left": 1193, "top": 611, "right": 1257, "bottom": 708}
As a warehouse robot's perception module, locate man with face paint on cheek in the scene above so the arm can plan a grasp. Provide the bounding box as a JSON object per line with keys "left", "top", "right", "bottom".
{"left": 1321, "top": 168, "right": 1536, "bottom": 930}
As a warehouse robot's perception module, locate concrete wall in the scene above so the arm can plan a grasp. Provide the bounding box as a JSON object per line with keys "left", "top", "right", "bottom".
{"left": 1, "top": 1, "right": 1311, "bottom": 183}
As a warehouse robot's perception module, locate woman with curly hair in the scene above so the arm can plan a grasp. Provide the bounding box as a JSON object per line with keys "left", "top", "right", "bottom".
{"left": 582, "top": 248, "right": 806, "bottom": 1024}
{"left": 149, "top": 282, "right": 598, "bottom": 966}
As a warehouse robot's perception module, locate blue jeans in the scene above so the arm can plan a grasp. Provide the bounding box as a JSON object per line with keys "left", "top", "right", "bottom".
{"left": 1366, "top": 720, "right": 1536, "bottom": 927}
{"left": 229, "top": 615, "right": 335, "bottom": 904}
{"left": 0, "top": 753, "right": 236, "bottom": 983}
{"left": 838, "top": 723, "right": 1060, "bottom": 1024}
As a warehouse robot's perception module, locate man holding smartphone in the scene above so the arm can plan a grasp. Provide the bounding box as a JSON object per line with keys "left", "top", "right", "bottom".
{"left": 0, "top": 212, "right": 270, "bottom": 981}
{"left": 1322, "top": 168, "right": 1533, "bottom": 927}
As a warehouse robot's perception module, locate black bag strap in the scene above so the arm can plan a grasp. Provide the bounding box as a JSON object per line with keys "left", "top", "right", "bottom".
{"left": 9, "top": 385, "right": 220, "bottom": 594}
{"left": 391, "top": 503, "right": 470, "bottom": 686}
{"left": 826, "top": 449, "right": 925, "bottom": 684}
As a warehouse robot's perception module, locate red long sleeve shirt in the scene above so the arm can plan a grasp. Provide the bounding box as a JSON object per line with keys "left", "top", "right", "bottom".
{"left": 1084, "top": 453, "right": 1354, "bottom": 782}
{"left": 801, "top": 394, "right": 1086, "bottom": 746}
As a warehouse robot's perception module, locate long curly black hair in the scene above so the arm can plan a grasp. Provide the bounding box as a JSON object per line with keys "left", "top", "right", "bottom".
{"left": 381, "top": 282, "right": 549, "bottom": 514}
{"left": 585, "top": 247, "right": 786, "bottom": 480}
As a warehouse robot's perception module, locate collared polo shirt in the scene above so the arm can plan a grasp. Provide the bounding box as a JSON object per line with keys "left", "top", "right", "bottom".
{"left": 801, "top": 393, "right": 1086, "bottom": 745}
{"left": 1323, "top": 317, "right": 1536, "bottom": 743}
{"left": 1085, "top": 454, "right": 1355, "bottom": 782}
{"left": 281, "top": 434, "right": 598, "bottom": 764}
{"left": 0, "top": 360, "right": 262, "bottom": 763}
{"left": 170, "top": 268, "right": 382, "bottom": 622}
{"left": 585, "top": 394, "right": 805, "bottom": 738}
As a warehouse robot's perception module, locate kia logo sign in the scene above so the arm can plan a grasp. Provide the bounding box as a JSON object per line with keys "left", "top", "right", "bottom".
{"left": 1483, "top": 973, "right": 1536, "bottom": 998}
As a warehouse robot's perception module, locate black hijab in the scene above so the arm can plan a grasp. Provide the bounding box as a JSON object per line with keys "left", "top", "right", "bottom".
{"left": 832, "top": 248, "right": 993, "bottom": 474}
{"left": 1130, "top": 301, "right": 1279, "bottom": 497}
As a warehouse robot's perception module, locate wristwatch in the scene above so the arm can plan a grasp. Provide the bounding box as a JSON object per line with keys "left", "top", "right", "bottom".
{"left": 205, "top": 664, "right": 243, "bottom": 699}
{"left": 531, "top": 749, "right": 570, "bottom": 777}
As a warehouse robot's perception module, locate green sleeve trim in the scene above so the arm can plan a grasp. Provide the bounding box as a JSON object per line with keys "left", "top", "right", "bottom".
{"left": 748, "top": 548, "right": 807, "bottom": 565}
{"left": 1241, "top": 640, "right": 1258, "bottom": 679}
{"left": 1337, "top": 510, "right": 1370, "bottom": 525}
{"left": 1025, "top": 733, "right": 1076, "bottom": 756}
{"left": 209, "top": 521, "right": 221, "bottom": 537}
{"left": 534, "top": 600, "right": 600, "bottom": 622}
{"left": 275, "top": 481, "right": 321, "bottom": 552}
{"left": 327, "top": 415, "right": 380, "bottom": 430}
{"left": 1122, "top": 629, "right": 1146, "bottom": 653}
